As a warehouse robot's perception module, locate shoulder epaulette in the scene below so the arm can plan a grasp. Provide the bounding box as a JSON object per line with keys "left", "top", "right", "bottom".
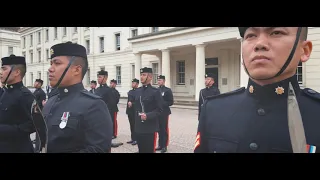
{"left": 20, "top": 86, "right": 32, "bottom": 95}
{"left": 206, "top": 87, "right": 245, "bottom": 101}
{"left": 302, "top": 88, "right": 320, "bottom": 101}
{"left": 81, "top": 90, "right": 101, "bottom": 99}
{"left": 48, "top": 89, "right": 59, "bottom": 98}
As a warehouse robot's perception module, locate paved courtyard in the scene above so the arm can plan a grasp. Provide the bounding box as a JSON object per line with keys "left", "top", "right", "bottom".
{"left": 111, "top": 104, "right": 199, "bottom": 153}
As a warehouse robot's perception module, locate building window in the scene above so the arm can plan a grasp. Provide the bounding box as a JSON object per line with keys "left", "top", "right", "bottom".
{"left": 115, "top": 33, "right": 120, "bottom": 51}
{"left": 8, "top": 47, "right": 13, "bottom": 56}
{"left": 46, "top": 49, "right": 49, "bottom": 60}
{"left": 85, "top": 40, "right": 90, "bottom": 54}
{"left": 30, "top": 35, "right": 33, "bottom": 46}
{"left": 151, "top": 63, "right": 159, "bottom": 85}
{"left": 99, "top": 37, "right": 104, "bottom": 53}
{"left": 296, "top": 61, "right": 303, "bottom": 86}
{"left": 85, "top": 27, "right": 90, "bottom": 30}
{"left": 38, "top": 72, "right": 41, "bottom": 79}
{"left": 74, "top": 27, "right": 78, "bottom": 33}
{"left": 30, "top": 72, "right": 33, "bottom": 86}
{"left": 63, "top": 27, "right": 67, "bottom": 36}
{"left": 23, "top": 37, "right": 26, "bottom": 48}
{"left": 47, "top": 72, "right": 49, "bottom": 85}
{"left": 131, "top": 29, "right": 138, "bottom": 37}
{"left": 152, "top": 27, "right": 159, "bottom": 32}
{"left": 38, "top": 31, "right": 41, "bottom": 44}
{"left": 54, "top": 27, "right": 58, "bottom": 39}
{"left": 87, "top": 68, "right": 90, "bottom": 85}
{"left": 100, "top": 66, "right": 105, "bottom": 71}
{"left": 132, "top": 64, "right": 135, "bottom": 79}
{"left": 30, "top": 50, "right": 33, "bottom": 63}
{"left": 176, "top": 61, "right": 185, "bottom": 85}
{"left": 45, "top": 29, "right": 49, "bottom": 42}
{"left": 116, "top": 66, "right": 121, "bottom": 85}
{"left": 22, "top": 52, "right": 26, "bottom": 58}
{"left": 38, "top": 50, "right": 41, "bottom": 62}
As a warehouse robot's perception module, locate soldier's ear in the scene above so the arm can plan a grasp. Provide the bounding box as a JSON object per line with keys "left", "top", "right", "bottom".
{"left": 73, "top": 65, "right": 82, "bottom": 76}
{"left": 300, "top": 40, "right": 312, "bottom": 63}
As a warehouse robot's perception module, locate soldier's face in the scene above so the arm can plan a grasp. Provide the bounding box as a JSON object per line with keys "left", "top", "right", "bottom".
{"left": 205, "top": 77, "right": 214, "bottom": 86}
{"left": 90, "top": 83, "right": 96, "bottom": 89}
{"left": 0, "top": 65, "right": 14, "bottom": 84}
{"left": 242, "top": 27, "right": 312, "bottom": 82}
{"left": 157, "top": 79, "right": 164, "bottom": 86}
{"left": 97, "top": 75, "right": 106, "bottom": 84}
{"left": 49, "top": 56, "right": 73, "bottom": 87}
{"left": 140, "top": 73, "right": 153, "bottom": 84}
{"left": 132, "top": 82, "right": 138, "bottom": 88}
{"left": 110, "top": 82, "right": 116, "bottom": 88}
{"left": 34, "top": 81, "right": 40, "bottom": 88}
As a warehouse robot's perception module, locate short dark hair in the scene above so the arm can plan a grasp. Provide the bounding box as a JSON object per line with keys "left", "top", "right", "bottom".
{"left": 300, "top": 27, "right": 308, "bottom": 41}
{"left": 14, "top": 64, "right": 26, "bottom": 78}
{"left": 67, "top": 56, "right": 88, "bottom": 78}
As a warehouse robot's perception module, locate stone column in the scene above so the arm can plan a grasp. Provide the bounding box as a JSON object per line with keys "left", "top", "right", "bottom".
{"left": 195, "top": 44, "right": 206, "bottom": 101}
{"left": 161, "top": 49, "right": 171, "bottom": 88}
{"left": 134, "top": 53, "right": 142, "bottom": 79}
{"left": 239, "top": 39, "right": 249, "bottom": 87}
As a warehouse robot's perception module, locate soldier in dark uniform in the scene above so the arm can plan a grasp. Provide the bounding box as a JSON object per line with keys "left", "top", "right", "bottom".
{"left": 89, "top": 80, "right": 97, "bottom": 94}
{"left": 95, "top": 71, "right": 118, "bottom": 138}
{"left": 155, "top": 75, "right": 173, "bottom": 153}
{"left": 194, "top": 27, "right": 320, "bottom": 153}
{"left": 197, "top": 73, "right": 220, "bottom": 120}
{"left": 126, "top": 78, "right": 139, "bottom": 145}
{"left": 110, "top": 79, "right": 120, "bottom": 138}
{"left": 32, "top": 79, "right": 46, "bottom": 152}
{"left": 42, "top": 41, "right": 113, "bottom": 153}
{"left": 95, "top": 70, "right": 122, "bottom": 147}
{"left": 33, "top": 79, "right": 46, "bottom": 110}
{"left": 0, "top": 55, "right": 36, "bottom": 153}
{"left": 134, "top": 67, "right": 163, "bottom": 153}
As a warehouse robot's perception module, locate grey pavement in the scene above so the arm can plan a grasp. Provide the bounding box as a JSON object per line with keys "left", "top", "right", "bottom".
{"left": 111, "top": 103, "right": 198, "bottom": 153}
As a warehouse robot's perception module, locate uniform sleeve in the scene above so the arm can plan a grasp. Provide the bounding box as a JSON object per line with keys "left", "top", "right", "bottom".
{"left": 163, "top": 89, "right": 174, "bottom": 107}
{"left": 215, "top": 88, "right": 221, "bottom": 95}
{"left": 198, "top": 90, "right": 203, "bottom": 120}
{"left": 194, "top": 101, "right": 208, "bottom": 153}
{"left": 128, "top": 91, "right": 134, "bottom": 102}
{"left": 0, "top": 93, "right": 35, "bottom": 138}
{"left": 76, "top": 99, "right": 113, "bottom": 153}
{"left": 146, "top": 90, "right": 163, "bottom": 121}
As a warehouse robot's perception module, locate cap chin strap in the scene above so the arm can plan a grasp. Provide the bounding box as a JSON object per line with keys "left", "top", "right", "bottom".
{"left": 242, "top": 27, "right": 302, "bottom": 81}
{"left": 53, "top": 56, "right": 76, "bottom": 88}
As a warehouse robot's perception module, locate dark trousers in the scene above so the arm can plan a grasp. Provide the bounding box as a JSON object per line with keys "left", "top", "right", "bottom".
{"left": 127, "top": 113, "right": 136, "bottom": 141}
{"left": 110, "top": 111, "right": 118, "bottom": 137}
{"left": 136, "top": 133, "right": 157, "bottom": 153}
{"left": 158, "top": 114, "right": 170, "bottom": 148}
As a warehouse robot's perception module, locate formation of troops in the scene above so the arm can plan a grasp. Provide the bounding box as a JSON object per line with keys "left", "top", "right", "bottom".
{"left": 0, "top": 27, "right": 319, "bottom": 153}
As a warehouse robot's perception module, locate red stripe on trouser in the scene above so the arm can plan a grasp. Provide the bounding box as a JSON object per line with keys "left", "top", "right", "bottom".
{"left": 154, "top": 132, "right": 158, "bottom": 152}
{"left": 114, "top": 112, "right": 118, "bottom": 137}
{"left": 166, "top": 115, "right": 170, "bottom": 147}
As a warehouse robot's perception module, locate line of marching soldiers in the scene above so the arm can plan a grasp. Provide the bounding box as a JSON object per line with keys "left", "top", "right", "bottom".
{"left": 0, "top": 41, "right": 174, "bottom": 153}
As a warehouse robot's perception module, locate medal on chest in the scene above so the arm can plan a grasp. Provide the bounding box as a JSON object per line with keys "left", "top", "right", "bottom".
{"left": 60, "top": 112, "right": 70, "bottom": 129}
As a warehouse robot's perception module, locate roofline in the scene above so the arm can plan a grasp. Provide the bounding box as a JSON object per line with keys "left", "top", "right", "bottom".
{"left": 127, "top": 27, "right": 196, "bottom": 41}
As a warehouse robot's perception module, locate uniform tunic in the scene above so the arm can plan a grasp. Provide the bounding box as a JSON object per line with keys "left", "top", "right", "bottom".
{"left": 158, "top": 85, "right": 173, "bottom": 148}
{"left": 134, "top": 84, "right": 163, "bottom": 153}
{"left": 195, "top": 76, "right": 320, "bottom": 153}
{"left": 126, "top": 88, "right": 137, "bottom": 141}
{"left": 0, "top": 81, "right": 35, "bottom": 153}
{"left": 33, "top": 87, "right": 46, "bottom": 110}
{"left": 43, "top": 83, "right": 113, "bottom": 153}
{"left": 198, "top": 86, "right": 220, "bottom": 120}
